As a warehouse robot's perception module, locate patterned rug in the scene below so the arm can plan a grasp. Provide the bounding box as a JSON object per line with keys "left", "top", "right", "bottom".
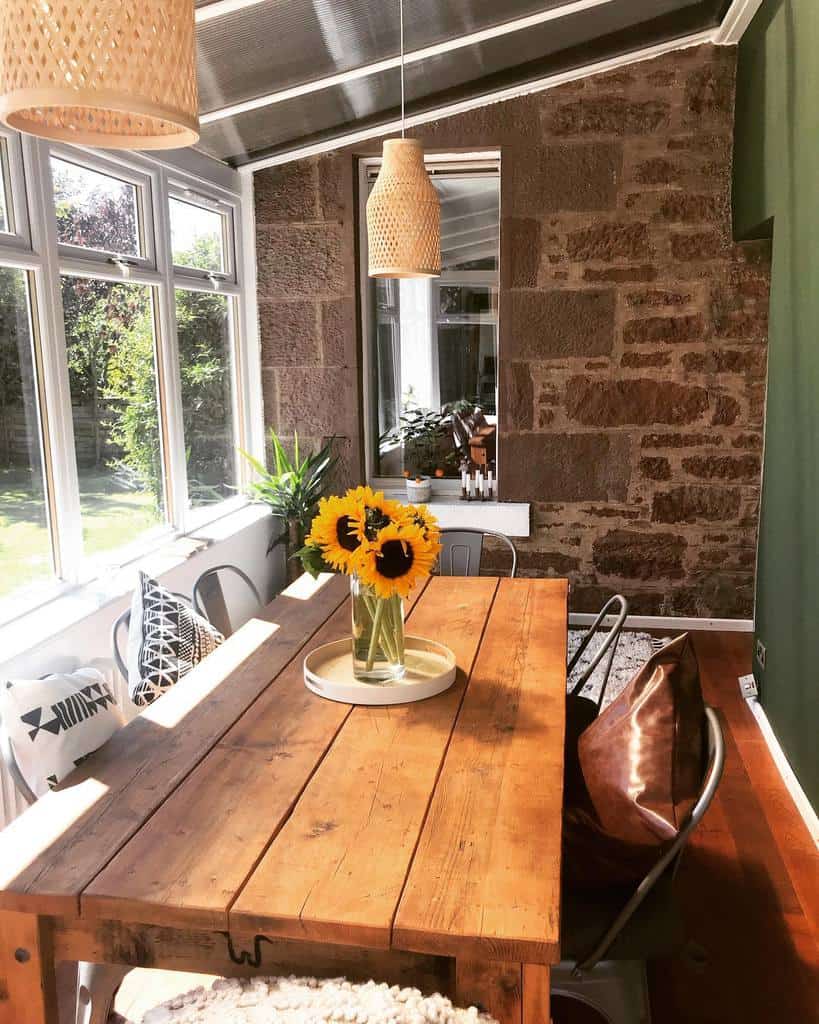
{"left": 567, "top": 629, "right": 668, "bottom": 708}
{"left": 142, "top": 976, "right": 498, "bottom": 1023}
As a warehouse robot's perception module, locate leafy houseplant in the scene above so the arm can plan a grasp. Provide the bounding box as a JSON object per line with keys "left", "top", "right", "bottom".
{"left": 241, "top": 430, "right": 338, "bottom": 583}
{"left": 381, "top": 408, "right": 457, "bottom": 499}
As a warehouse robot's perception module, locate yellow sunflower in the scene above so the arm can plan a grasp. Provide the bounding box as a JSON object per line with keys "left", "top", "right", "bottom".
{"left": 353, "top": 522, "right": 441, "bottom": 599}
{"left": 399, "top": 503, "right": 441, "bottom": 546}
{"left": 306, "top": 493, "right": 363, "bottom": 572}
{"left": 348, "top": 487, "right": 405, "bottom": 544}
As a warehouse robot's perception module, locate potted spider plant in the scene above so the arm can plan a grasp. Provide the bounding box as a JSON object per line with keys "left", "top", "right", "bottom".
{"left": 241, "top": 430, "right": 338, "bottom": 584}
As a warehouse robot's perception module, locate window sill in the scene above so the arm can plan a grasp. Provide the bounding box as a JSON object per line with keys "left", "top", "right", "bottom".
{"left": 382, "top": 490, "right": 530, "bottom": 537}
{"left": 0, "top": 501, "right": 271, "bottom": 666}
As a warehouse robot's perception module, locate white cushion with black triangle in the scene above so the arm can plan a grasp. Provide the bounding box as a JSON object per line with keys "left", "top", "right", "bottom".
{"left": 127, "top": 571, "right": 224, "bottom": 707}
{"left": 0, "top": 668, "right": 125, "bottom": 798}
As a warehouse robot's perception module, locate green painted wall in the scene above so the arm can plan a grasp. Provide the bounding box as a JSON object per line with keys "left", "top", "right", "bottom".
{"left": 733, "top": 0, "right": 819, "bottom": 809}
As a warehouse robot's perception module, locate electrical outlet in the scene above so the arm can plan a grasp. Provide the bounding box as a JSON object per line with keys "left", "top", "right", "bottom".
{"left": 755, "top": 638, "right": 766, "bottom": 670}
{"left": 739, "top": 674, "right": 758, "bottom": 699}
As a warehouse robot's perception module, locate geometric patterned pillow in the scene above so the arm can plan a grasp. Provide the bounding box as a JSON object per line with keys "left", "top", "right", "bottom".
{"left": 0, "top": 668, "right": 125, "bottom": 798}
{"left": 126, "top": 571, "right": 224, "bottom": 707}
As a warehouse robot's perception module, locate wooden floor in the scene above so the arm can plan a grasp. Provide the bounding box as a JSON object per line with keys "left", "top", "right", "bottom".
{"left": 648, "top": 631, "right": 818, "bottom": 1024}
{"left": 55, "top": 631, "right": 817, "bottom": 1024}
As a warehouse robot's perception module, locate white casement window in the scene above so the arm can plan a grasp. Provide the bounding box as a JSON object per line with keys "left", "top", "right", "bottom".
{"left": 359, "top": 154, "right": 500, "bottom": 493}
{"left": 0, "top": 128, "right": 262, "bottom": 624}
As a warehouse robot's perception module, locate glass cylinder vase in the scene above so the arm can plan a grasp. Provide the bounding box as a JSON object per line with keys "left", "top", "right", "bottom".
{"left": 350, "top": 574, "right": 405, "bottom": 683}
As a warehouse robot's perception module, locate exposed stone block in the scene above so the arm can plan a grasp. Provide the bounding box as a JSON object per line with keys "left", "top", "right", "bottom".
{"left": 567, "top": 222, "right": 650, "bottom": 261}
{"left": 624, "top": 314, "right": 705, "bottom": 345}
{"left": 685, "top": 59, "right": 736, "bottom": 124}
{"left": 537, "top": 143, "right": 621, "bottom": 211}
{"left": 318, "top": 154, "right": 349, "bottom": 221}
{"left": 712, "top": 395, "right": 741, "bottom": 426}
{"left": 260, "top": 300, "right": 319, "bottom": 366}
{"left": 731, "top": 432, "right": 763, "bottom": 450}
{"left": 583, "top": 265, "right": 657, "bottom": 283}
{"left": 682, "top": 454, "right": 761, "bottom": 481}
{"left": 321, "top": 298, "right": 356, "bottom": 366}
{"left": 275, "top": 367, "right": 358, "bottom": 438}
{"left": 652, "top": 485, "right": 741, "bottom": 523}
{"left": 550, "top": 98, "right": 671, "bottom": 136}
{"left": 640, "top": 456, "right": 672, "bottom": 480}
{"left": 682, "top": 349, "right": 766, "bottom": 375}
{"left": 633, "top": 157, "right": 680, "bottom": 184}
{"left": 593, "top": 529, "right": 686, "bottom": 579}
{"left": 625, "top": 289, "right": 692, "bottom": 308}
{"left": 256, "top": 224, "right": 346, "bottom": 298}
{"left": 255, "top": 162, "right": 317, "bottom": 223}
{"left": 505, "top": 362, "right": 534, "bottom": 431}
{"left": 622, "top": 351, "right": 672, "bottom": 368}
{"left": 501, "top": 433, "right": 630, "bottom": 502}
{"left": 566, "top": 377, "right": 708, "bottom": 426}
{"left": 642, "top": 432, "right": 722, "bottom": 448}
{"left": 671, "top": 230, "right": 724, "bottom": 261}
{"left": 509, "top": 290, "right": 615, "bottom": 357}
{"left": 503, "top": 218, "right": 541, "bottom": 287}
{"left": 656, "top": 193, "right": 724, "bottom": 223}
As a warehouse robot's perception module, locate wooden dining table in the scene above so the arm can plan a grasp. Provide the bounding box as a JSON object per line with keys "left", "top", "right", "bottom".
{"left": 0, "top": 573, "right": 567, "bottom": 1024}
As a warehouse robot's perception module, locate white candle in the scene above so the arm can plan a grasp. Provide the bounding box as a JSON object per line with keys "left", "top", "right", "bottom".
{"left": 476, "top": 470, "right": 484, "bottom": 496}
{"left": 487, "top": 469, "right": 493, "bottom": 497}
{"left": 461, "top": 468, "right": 468, "bottom": 490}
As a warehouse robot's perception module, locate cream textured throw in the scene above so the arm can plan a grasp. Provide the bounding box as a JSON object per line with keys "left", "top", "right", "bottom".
{"left": 142, "top": 976, "right": 499, "bottom": 1024}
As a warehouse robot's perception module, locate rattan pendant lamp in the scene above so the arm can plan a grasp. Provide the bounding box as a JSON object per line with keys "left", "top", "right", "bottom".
{"left": 366, "top": 0, "right": 440, "bottom": 278}
{"left": 0, "top": 0, "right": 199, "bottom": 149}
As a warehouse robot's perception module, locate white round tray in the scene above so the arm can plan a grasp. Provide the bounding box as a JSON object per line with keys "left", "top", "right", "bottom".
{"left": 304, "top": 636, "right": 457, "bottom": 706}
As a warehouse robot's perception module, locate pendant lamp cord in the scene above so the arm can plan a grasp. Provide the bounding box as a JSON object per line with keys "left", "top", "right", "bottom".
{"left": 399, "top": 0, "right": 405, "bottom": 137}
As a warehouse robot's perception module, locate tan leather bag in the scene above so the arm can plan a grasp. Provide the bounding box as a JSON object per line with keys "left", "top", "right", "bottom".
{"left": 563, "top": 634, "right": 705, "bottom": 886}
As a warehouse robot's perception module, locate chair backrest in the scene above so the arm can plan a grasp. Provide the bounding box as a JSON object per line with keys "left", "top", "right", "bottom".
{"left": 193, "top": 564, "right": 262, "bottom": 638}
{"left": 567, "top": 594, "right": 629, "bottom": 709}
{"left": 111, "top": 590, "right": 190, "bottom": 682}
{"left": 573, "top": 705, "right": 725, "bottom": 975}
{"left": 438, "top": 528, "right": 517, "bottom": 578}
{"left": 0, "top": 697, "right": 36, "bottom": 807}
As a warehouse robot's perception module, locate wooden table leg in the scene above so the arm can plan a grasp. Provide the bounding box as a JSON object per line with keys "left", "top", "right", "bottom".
{"left": 523, "top": 963, "right": 550, "bottom": 1024}
{"left": 455, "top": 959, "right": 522, "bottom": 1024}
{"left": 0, "top": 911, "right": 59, "bottom": 1024}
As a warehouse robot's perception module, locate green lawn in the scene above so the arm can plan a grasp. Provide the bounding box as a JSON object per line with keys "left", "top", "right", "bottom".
{"left": 0, "top": 468, "right": 161, "bottom": 597}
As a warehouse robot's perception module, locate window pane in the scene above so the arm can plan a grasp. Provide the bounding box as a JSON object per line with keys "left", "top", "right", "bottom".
{"left": 169, "top": 198, "right": 225, "bottom": 273}
{"left": 51, "top": 157, "right": 141, "bottom": 257}
{"left": 61, "top": 277, "right": 165, "bottom": 558}
{"left": 0, "top": 268, "right": 52, "bottom": 599}
{"left": 176, "top": 289, "right": 238, "bottom": 507}
{"left": 0, "top": 140, "right": 10, "bottom": 234}
{"left": 367, "top": 172, "right": 500, "bottom": 480}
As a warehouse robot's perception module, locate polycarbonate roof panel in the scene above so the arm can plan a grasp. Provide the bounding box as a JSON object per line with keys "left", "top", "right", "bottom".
{"left": 194, "top": 0, "right": 728, "bottom": 165}
{"left": 195, "top": 0, "right": 575, "bottom": 114}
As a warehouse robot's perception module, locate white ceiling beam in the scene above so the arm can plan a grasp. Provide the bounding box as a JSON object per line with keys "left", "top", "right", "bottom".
{"left": 195, "top": 0, "right": 269, "bottom": 25}
{"left": 236, "top": 27, "right": 714, "bottom": 173}
{"left": 199, "top": 0, "right": 619, "bottom": 124}
{"left": 713, "top": 0, "right": 764, "bottom": 44}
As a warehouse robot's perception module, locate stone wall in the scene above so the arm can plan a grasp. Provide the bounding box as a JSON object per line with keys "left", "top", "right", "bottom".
{"left": 253, "top": 43, "right": 771, "bottom": 617}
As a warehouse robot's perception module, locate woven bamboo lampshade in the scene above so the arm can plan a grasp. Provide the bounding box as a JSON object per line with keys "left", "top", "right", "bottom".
{"left": 0, "top": 0, "right": 199, "bottom": 150}
{"left": 366, "top": 138, "right": 441, "bottom": 278}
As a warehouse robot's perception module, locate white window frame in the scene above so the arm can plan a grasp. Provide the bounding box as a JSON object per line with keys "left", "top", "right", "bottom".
{"left": 0, "top": 126, "right": 264, "bottom": 622}
{"left": 358, "top": 152, "right": 501, "bottom": 495}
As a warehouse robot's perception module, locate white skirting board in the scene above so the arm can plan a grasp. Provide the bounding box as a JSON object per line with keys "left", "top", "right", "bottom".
{"left": 569, "top": 613, "right": 754, "bottom": 632}
{"left": 743, "top": 694, "right": 819, "bottom": 846}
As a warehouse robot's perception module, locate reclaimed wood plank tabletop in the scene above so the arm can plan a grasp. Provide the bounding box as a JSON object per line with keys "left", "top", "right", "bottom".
{"left": 0, "top": 574, "right": 567, "bottom": 1024}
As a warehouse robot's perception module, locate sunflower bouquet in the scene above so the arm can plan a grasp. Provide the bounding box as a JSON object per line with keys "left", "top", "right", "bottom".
{"left": 299, "top": 487, "right": 441, "bottom": 682}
